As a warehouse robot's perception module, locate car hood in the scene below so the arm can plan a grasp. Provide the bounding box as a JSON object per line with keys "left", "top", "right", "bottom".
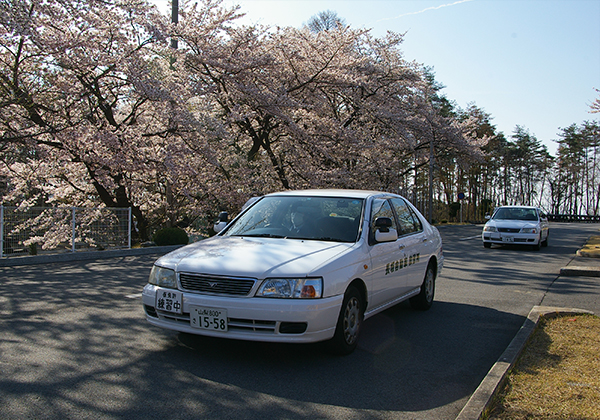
{"left": 154, "top": 236, "right": 355, "bottom": 278}
{"left": 487, "top": 219, "right": 539, "bottom": 228}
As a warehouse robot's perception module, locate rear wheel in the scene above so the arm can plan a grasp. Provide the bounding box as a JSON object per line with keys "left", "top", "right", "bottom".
{"left": 410, "top": 263, "right": 436, "bottom": 310}
{"left": 327, "top": 286, "right": 363, "bottom": 355}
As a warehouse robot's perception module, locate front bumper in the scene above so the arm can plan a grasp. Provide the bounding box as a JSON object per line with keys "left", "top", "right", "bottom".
{"left": 142, "top": 284, "right": 343, "bottom": 343}
{"left": 482, "top": 233, "right": 539, "bottom": 245}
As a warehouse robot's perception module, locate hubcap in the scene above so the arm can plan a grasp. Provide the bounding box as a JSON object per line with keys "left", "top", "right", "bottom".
{"left": 343, "top": 297, "right": 360, "bottom": 345}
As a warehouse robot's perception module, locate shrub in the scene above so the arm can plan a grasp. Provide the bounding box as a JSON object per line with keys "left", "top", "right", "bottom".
{"left": 152, "top": 227, "right": 189, "bottom": 246}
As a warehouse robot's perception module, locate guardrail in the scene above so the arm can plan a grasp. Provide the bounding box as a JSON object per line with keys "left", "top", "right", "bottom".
{"left": 547, "top": 214, "right": 600, "bottom": 223}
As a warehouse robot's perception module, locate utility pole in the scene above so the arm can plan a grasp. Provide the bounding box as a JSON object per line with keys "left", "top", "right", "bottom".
{"left": 171, "top": 0, "right": 179, "bottom": 49}
{"left": 428, "top": 134, "right": 434, "bottom": 223}
{"left": 166, "top": 0, "right": 178, "bottom": 226}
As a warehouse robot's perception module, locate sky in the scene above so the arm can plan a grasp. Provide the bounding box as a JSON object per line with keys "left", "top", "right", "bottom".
{"left": 153, "top": 0, "right": 600, "bottom": 156}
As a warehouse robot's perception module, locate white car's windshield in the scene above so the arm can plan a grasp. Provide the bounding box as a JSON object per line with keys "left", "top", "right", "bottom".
{"left": 224, "top": 196, "right": 364, "bottom": 242}
{"left": 493, "top": 208, "right": 538, "bottom": 221}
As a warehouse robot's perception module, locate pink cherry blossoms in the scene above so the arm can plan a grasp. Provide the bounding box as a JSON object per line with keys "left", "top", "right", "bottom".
{"left": 0, "top": 0, "right": 488, "bottom": 243}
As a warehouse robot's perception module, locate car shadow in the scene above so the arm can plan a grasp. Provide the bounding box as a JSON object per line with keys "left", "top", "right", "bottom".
{"left": 140, "top": 300, "right": 524, "bottom": 415}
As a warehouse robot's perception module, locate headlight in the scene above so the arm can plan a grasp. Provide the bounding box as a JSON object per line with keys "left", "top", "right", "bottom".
{"left": 148, "top": 265, "right": 177, "bottom": 288}
{"left": 521, "top": 228, "right": 538, "bottom": 234}
{"left": 483, "top": 225, "right": 497, "bottom": 232}
{"left": 256, "top": 278, "right": 323, "bottom": 298}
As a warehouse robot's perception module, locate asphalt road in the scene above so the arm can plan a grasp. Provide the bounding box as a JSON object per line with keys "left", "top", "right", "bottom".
{"left": 1, "top": 223, "right": 598, "bottom": 420}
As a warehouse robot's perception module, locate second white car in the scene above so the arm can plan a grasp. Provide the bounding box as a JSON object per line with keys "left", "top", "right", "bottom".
{"left": 482, "top": 205, "right": 550, "bottom": 250}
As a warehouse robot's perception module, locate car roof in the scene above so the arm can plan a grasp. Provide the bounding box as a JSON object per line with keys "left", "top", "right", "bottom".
{"left": 265, "top": 189, "right": 398, "bottom": 199}
{"left": 496, "top": 205, "right": 538, "bottom": 210}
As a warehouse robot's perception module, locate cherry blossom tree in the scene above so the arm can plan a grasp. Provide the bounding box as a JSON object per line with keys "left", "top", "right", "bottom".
{"left": 1, "top": 0, "right": 486, "bottom": 246}
{"left": 0, "top": 0, "right": 243, "bottom": 240}
{"left": 306, "top": 10, "right": 346, "bottom": 33}
{"left": 176, "top": 16, "right": 484, "bottom": 198}
{"left": 591, "top": 88, "right": 600, "bottom": 114}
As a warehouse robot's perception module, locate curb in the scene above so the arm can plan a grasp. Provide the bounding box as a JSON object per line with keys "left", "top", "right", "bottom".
{"left": 560, "top": 266, "right": 600, "bottom": 277}
{"left": 0, "top": 245, "right": 183, "bottom": 267}
{"left": 455, "top": 306, "right": 595, "bottom": 420}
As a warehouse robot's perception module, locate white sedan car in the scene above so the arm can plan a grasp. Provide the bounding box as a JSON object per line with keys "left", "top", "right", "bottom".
{"left": 143, "top": 190, "right": 444, "bottom": 354}
{"left": 482, "top": 206, "right": 550, "bottom": 250}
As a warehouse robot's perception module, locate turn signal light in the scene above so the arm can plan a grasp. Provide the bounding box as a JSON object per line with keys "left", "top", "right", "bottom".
{"left": 301, "top": 285, "right": 318, "bottom": 298}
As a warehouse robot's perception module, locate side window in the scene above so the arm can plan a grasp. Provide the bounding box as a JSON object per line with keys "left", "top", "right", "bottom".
{"left": 410, "top": 207, "right": 423, "bottom": 232}
{"left": 391, "top": 198, "right": 422, "bottom": 235}
{"left": 370, "top": 199, "right": 397, "bottom": 236}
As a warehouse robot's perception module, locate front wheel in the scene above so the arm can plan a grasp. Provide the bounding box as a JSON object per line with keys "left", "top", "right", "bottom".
{"left": 533, "top": 235, "right": 542, "bottom": 251}
{"left": 410, "top": 263, "right": 436, "bottom": 310}
{"left": 327, "top": 286, "right": 363, "bottom": 355}
{"left": 542, "top": 232, "right": 549, "bottom": 247}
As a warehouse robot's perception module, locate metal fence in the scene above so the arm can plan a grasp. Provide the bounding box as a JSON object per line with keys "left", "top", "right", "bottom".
{"left": 0, "top": 206, "right": 131, "bottom": 257}
{"left": 548, "top": 214, "right": 600, "bottom": 223}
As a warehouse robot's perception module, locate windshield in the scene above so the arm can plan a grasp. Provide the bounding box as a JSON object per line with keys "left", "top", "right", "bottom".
{"left": 224, "top": 196, "right": 364, "bottom": 242}
{"left": 493, "top": 208, "right": 539, "bottom": 221}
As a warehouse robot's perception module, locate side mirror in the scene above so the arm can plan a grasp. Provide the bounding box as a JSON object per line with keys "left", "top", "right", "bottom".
{"left": 213, "top": 211, "right": 229, "bottom": 233}
{"left": 485, "top": 215, "right": 491, "bottom": 220}
{"left": 374, "top": 217, "right": 398, "bottom": 242}
{"left": 375, "top": 217, "right": 393, "bottom": 232}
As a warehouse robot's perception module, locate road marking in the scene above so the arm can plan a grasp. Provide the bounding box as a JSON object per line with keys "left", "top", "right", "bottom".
{"left": 126, "top": 293, "right": 142, "bottom": 299}
{"left": 460, "top": 235, "right": 481, "bottom": 241}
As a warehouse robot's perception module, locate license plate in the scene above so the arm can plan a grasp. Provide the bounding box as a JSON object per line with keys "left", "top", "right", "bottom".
{"left": 502, "top": 236, "right": 514, "bottom": 243}
{"left": 190, "top": 306, "right": 228, "bottom": 331}
{"left": 155, "top": 289, "right": 183, "bottom": 314}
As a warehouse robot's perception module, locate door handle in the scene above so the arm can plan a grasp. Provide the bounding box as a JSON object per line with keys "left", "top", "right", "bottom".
{"left": 422, "top": 238, "right": 428, "bottom": 242}
{"left": 398, "top": 244, "right": 406, "bottom": 250}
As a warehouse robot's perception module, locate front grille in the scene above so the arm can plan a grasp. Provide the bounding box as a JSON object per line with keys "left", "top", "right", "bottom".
{"left": 179, "top": 273, "right": 256, "bottom": 296}
{"left": 498, "top": 228, "right": 520, "bottom": 233}
{"left": 229, "top": 318, "right": 277, "bottom": 333}
{"left": 159, "top": 311, "right": 190, "bottom": 323}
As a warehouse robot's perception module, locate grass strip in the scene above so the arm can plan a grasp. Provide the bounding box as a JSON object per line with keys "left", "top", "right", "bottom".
{"left": 487, "top": 314, "right": 600, "bottom": 419}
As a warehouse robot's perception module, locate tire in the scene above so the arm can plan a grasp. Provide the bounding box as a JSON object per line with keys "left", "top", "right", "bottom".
{"left": 533, "top": 235, "right": 542, "bottom": 251}
{"left": 542, "top": 232, "right": 549, "bottom": 247}
{"left": 410, "top": 263, "right": 436, "bottom": 311}
{"left": 483, "top": 242, "right": 491, "bottom": 248}
{"left": 327, "top": 286, "right": 363, "bottom": 355}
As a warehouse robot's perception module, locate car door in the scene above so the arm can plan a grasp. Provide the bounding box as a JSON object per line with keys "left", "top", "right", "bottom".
{"left": 367, "top": 198, "right": 408, "bottom": 310}
{"left": 390, "top": 198, "right": 429, "bottom": 290}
